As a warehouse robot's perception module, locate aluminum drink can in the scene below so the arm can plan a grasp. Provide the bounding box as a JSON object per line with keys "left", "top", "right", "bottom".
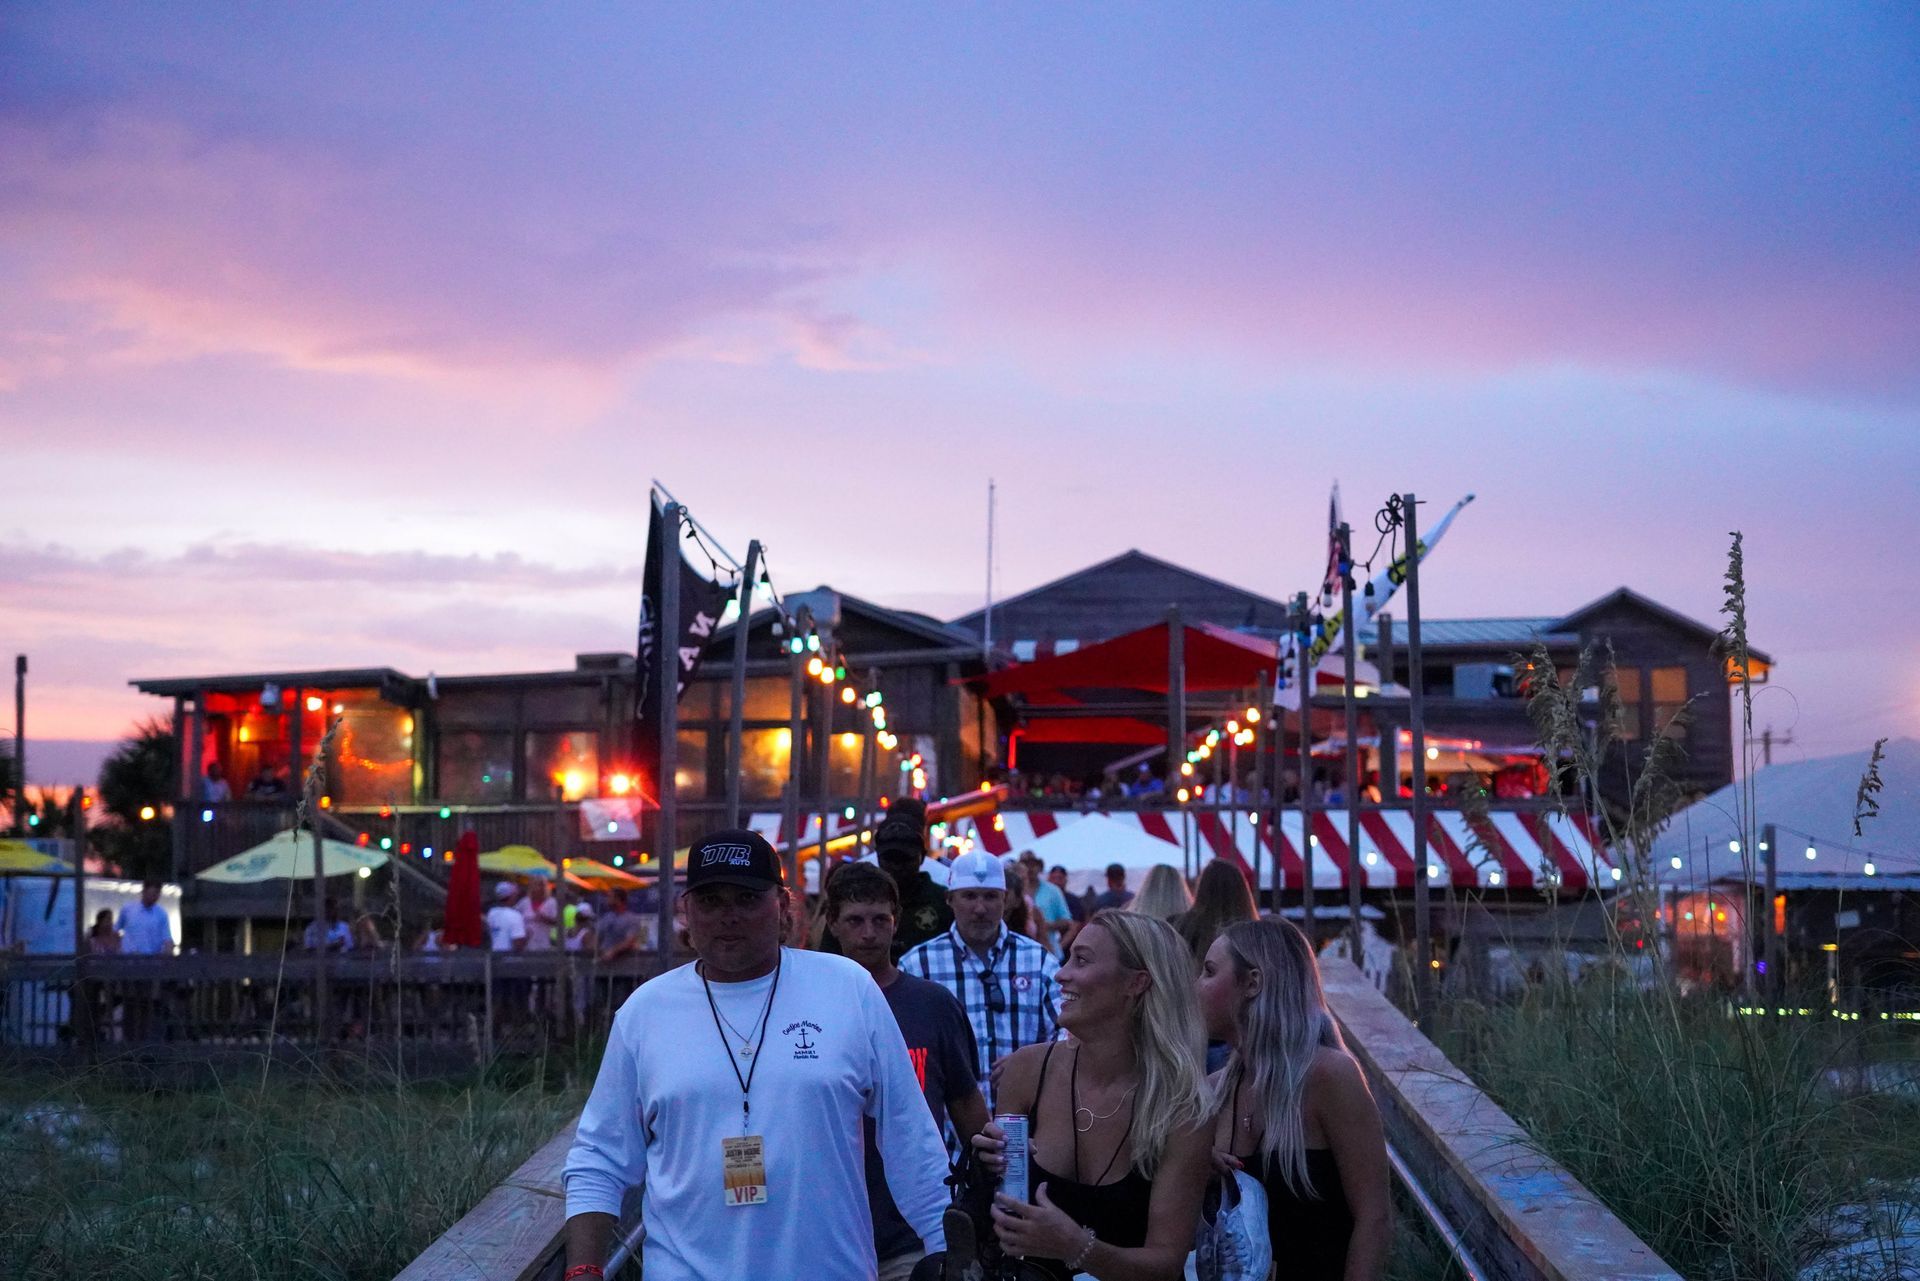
{"left": 994, "top": 1113, "right": 1030, "bottom": 1202}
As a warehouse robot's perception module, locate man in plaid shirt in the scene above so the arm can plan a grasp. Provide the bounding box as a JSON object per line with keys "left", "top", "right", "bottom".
{"left": 898, "top": 850, "right": 1060, "bottom": 1108}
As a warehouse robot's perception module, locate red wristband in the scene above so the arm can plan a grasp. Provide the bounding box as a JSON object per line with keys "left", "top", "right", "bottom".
{"left": 564, "top": 1267, "right": 605, "bottom": 1280}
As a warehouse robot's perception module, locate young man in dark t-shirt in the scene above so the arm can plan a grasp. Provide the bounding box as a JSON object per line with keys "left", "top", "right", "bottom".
{"left": 826, "top": 862, "right": 988, "bottom": 1281}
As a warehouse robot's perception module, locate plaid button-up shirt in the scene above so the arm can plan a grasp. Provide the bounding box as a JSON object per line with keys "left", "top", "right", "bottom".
{"left": 900, "top": 922, "right": 1060, "bottom": 1097}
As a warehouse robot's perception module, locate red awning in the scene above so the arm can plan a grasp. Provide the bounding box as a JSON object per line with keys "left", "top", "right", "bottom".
{"left": 1013, "top": 717, "right": 1167, "bottom": 745}
{"left": 979, "top": 622, "right": 1280, "bottom": 700}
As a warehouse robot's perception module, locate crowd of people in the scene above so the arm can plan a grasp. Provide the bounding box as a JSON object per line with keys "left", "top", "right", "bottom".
{"left": 560, "top": 803, "right": 1390, "bottom": 1281}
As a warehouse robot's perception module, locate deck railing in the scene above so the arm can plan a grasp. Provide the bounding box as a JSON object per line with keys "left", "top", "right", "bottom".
{"left": 0, "top": 951, "right": 668, "bottom": 1061}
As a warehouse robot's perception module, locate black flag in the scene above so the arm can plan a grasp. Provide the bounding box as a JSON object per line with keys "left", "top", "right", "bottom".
{"left": 635, "top": 494, "right": 735, "bottom": 804}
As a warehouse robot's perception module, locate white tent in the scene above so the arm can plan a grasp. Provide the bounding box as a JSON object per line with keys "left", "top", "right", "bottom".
{"left": 998, "top": 813, "right": 1184, "bottom": 895}
{"left": 1650, "top": 738, "right": 1919, "bottom": 890}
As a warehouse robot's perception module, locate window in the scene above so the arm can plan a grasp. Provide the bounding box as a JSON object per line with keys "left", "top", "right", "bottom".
{"left": 1610, "top": 667, "right": 1642, "bottom": 740}
{"left": 1651, "top": 666, "right": 1690, "bottom": 740}
{"left": 737, "top": 728, "right": 793, "bottom": 800}
{"left": 675, "top": 729, "right": 709, "bottom": 797}
{"left": 710, "top": 676, "right": 795, "bottom": 722}
{"left": 438, "top": 730, "right": 516, "bottom": 804}
{"left": 325, "top": 694, "right": 416, "bottom": 805}
{"left": 527, "top": 730, "right": 599, "bottom": 802}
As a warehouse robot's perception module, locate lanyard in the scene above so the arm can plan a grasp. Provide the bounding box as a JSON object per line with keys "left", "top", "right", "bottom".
{"left": 700, "top": 952, "right": 783, "bottom": 1130}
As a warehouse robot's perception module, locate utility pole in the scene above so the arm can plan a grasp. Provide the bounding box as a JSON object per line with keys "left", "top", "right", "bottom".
{"left": 1339, "top": 524, "right": 1364, "bottom": 965}
{"left": 724, "top": 540, "right": 762, "bottom": 827}
{"left": 13, "top": 655, "right": 24, "bottom": 835}
{"left": 1404, "top": 494, "right": 1435, "bottom": 1027}
{"left": 653, "top": 501, "right": 682, "bottom": 961}
{"left": 1760, "top": 727, "right": 1792, "bottom": 768}
{"left": 983, "top": 479, "right": 996, "bottom": 661}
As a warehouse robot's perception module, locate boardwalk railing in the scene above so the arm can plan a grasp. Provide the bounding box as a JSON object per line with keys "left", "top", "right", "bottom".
{"left": 391, "top": 1119, "right": 645, "bottom": 1281}
{"left": 0, "top": 952, "right": 665, "bottom": 1061}
{"left": 1319, "top": 958, "right": 1680, "bottom": 1281}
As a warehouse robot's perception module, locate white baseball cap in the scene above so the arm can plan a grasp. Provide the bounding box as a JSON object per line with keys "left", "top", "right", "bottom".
{"left": 493, "top": 881, "right": 517, "bottom": 900}
{"left": 945, "top": 850, "right": 1007, "bottom": 893}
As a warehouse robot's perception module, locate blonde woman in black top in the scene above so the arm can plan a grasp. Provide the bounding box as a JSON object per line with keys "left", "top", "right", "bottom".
{"left": 972, "top": 910, "right": 1212, "bottom": 1280}
{"left": 1196, "top": 919, "right": 1391, "bottom": 1281}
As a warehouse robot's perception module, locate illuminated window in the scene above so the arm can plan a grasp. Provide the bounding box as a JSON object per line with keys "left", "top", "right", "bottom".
{"left": 322, "top": 692, "right": 415, "bottom": 805}
{"left": 1609, "top": 667, "right": 1642, "bottom": 740}
{"left": 1651, "top": 666, "right": 1690, "bottom": 741}
{"left": 527, "top": 731, "right": 599, "bottom": 802}
{"left": 737, "top": 728, "right": 793, "bottom": 800}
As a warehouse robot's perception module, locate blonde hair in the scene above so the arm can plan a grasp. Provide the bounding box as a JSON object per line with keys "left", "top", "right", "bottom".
{"left": 1219, "top": 918, "right": 1343, "bottom": 1196}
{"left": 1083, "top": 909, "right": 1212, "bottom": 1176}
{"left": 1131, "top": 864, "right": 1192, "bottom": 921}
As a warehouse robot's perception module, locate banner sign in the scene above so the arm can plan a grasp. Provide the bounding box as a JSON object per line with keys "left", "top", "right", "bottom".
{"left": 635, "top": 493, "right": 737, "bottom": 801}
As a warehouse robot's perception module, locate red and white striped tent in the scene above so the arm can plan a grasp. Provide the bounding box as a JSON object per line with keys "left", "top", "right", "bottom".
{"left": 954, "top": 808, "right": 1615, "bottom": 892}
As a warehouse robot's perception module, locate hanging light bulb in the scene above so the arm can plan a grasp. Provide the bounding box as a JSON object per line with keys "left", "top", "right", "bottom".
{"left": 807, "top": 656, "right": 824, "bottom": 676}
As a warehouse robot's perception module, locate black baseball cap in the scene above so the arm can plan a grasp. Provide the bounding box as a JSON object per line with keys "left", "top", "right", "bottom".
{"left": 684, "top": 829, "right": 785, "bottom": 892}
{"left": 873, "top": 816, "right": 925, "bottom": 858}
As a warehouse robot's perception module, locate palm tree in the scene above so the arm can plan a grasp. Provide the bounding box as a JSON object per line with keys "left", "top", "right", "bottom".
{"left": 96, "top": 719, "right": 177, "bottom": 881}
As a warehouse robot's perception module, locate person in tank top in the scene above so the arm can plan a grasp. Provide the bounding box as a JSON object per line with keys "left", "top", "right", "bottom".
{"left": 1196, "top": 919, "right": 1391, "bottom": 1281}
{"left": 971, "top": 910, "right": 1212, "bottom": 1279}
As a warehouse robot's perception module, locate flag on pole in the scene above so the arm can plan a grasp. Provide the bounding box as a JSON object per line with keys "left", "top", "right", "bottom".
{"left": 635, "top": 491, "right": 736, "bottom": 804}
{"left": 1319, "top": 483, "right": 1343, "bottom": 611}
{"left": 1295, "top": 493, "right": 1476, "bottom": 678}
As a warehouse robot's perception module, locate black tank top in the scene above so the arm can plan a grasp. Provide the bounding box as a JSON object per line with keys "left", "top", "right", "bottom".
{"left": 1250, "top": 1148, "right": 1352, "bottom": 1280}
{"left": 1025, "top": 1044, "right": 1154, "bottom": 1281}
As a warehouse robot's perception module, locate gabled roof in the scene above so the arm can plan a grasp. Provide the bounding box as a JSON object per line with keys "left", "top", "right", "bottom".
{"left": 950, "top": 548, "right": 1291, "bottom": 638}
{"left": 1554, "top": 587, "right": 1773, "bottom": 663}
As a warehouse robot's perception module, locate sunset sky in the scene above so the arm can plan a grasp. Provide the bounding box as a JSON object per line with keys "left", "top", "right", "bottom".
{"left": 4, "top": 4, "right": 1917, "bottom": 780}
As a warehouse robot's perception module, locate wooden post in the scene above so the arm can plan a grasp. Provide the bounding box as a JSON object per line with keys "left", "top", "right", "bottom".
{"left": 859, "top": 667, "right": 879, "bottom": 832}
{"left": 1340, "top": 523, "right": 1364, "bottom": 964}
{"left": 782, "top": 642, "right": 804, "bottom": 891}
{"left": 725, "top": 540, "right": 762, "bottom": 827}
{"left": 1762, "top": 822, "right": 1780, "bottom": 999}
{"left": 1167, "top": 606, "right": 1185, "bottom": 875}
{"left": 816, "top": 656, "right": 834, "bottom": 884}
{"left": 1296, "top": 595, "right": 1315, "bottom": 932}
{"left": 653, "top": 502, "right": 683, "bottom": 962}
{"left": 1403, "top": 494, "right": 1435, "bottom": 1027}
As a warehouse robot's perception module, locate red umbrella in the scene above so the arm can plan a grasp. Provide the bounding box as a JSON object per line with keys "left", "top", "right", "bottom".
{"left": 443, "top": 830, "right": 486, "bottom": 949}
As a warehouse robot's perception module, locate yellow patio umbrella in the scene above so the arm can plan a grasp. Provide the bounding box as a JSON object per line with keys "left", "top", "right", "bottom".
{"left": 197, "top": 830, "right": 389, "bottom": 883}
{"left": 562, "top": 857, "right": 646, "bottom": 890}
{"left": 478, "top": 844, "right": 559, "bottom": 878}
{"left": 0, "top": 839, "right": 69, "bottom": 874}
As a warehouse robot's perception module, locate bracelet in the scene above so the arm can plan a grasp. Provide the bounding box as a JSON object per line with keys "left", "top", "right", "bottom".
{"left": 563, "top": 1266, "right": 605, "bottom": 1280}
{"left": 1065, "top": 1225, "right": 1098, "bottom": 1271}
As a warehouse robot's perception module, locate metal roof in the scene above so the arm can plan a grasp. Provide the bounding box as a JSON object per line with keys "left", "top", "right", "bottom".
{"left": 1357, "top": 618, "right": 1575, "bottom": 649}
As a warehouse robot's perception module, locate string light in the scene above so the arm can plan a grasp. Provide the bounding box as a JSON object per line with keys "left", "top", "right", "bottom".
{"left": 1864, "top": 862, "right": 1877, "bottom": 876}
{"left": 1670, "top": 856, "right": 1683, "bottom": 870}
{"left": 1805, "top": 846, "right": 1817, "bottom": 861}
{"left": 1176, "top": 787, "right": 1190, "bottom": 803}
{"left": 139, "top": 805, "right": 156, "bottom": 821}
{"left": 807, "top": 656, "right": 824, "bottom": 676}
{"left": 1245, "top": 707, "right": 1260, "bottom": 723}
{"left": 840, "top": 687, "right": 857, "bottom": 704}
{"left": 1728, "top": 839, "right": 1741, "bottom": 853}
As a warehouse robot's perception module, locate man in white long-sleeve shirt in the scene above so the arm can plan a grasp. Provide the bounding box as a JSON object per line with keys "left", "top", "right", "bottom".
{"left": 563, "top": 828, "right": 951, "bottom": 1281}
